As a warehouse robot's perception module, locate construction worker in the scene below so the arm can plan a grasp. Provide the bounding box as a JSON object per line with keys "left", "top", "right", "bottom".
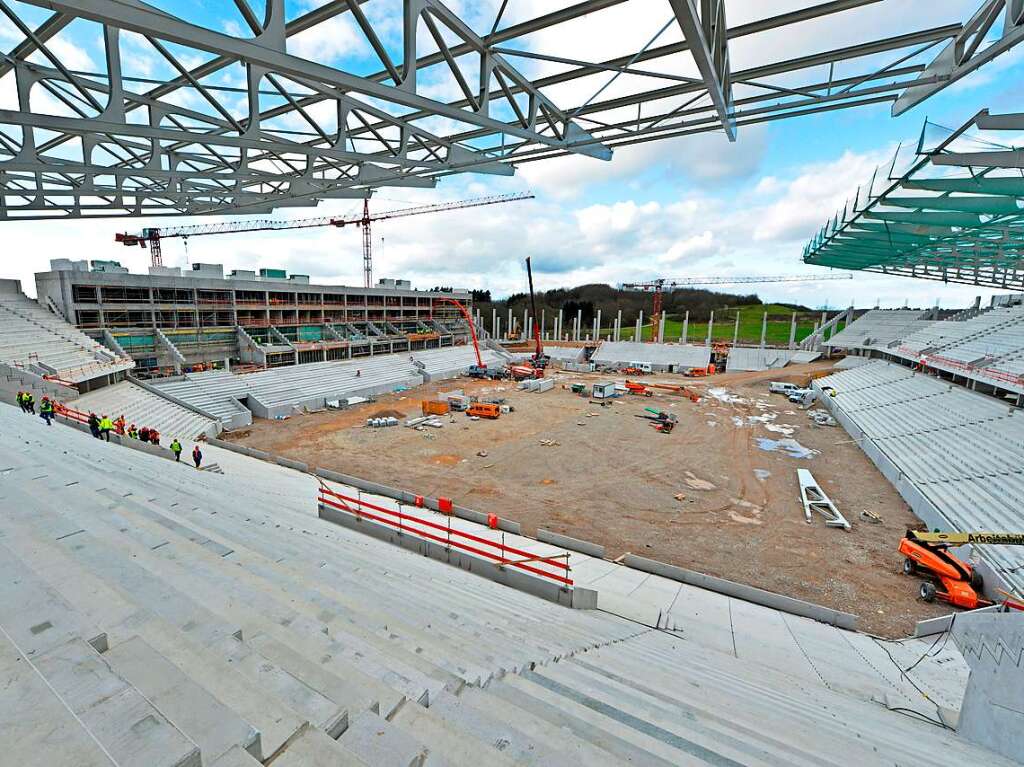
{"left": 23, "top": 392, "right": 34, "bottom": 414}
{"left": 39, "top": 397, "right": 54, "bottom": 426}
{"left": 139, "top": 426, "right": 150, "bottom": 443}
{"left": 127, "top": 424, "right": 138, "bottom": 439}
{"left": 98, "top": 414, "right": 114, "bottom": 441}
{"left": 16, "top": 391, "right": 26, "bottom": 412}
{"left": 114, "top": 415, "right": 126, "bottom": 435}
{"left": 149, "top": 428, "right": 160, "bottom": 446}
{"left": 88, "top": 412, "right": 101, "bottom": 439}
{"left": 169, "top": 438, "right": 183, "bottom": 462}
{"left": 192, "top": 444, "right": 203, "bottom": 469}
{"left": 355, "top": 369, "right": 361, "bottom": 378}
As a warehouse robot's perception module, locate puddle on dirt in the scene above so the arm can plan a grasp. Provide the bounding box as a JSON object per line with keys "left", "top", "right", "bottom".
{"left": 728, "top": 498, "right": 763, "bottom": 525}
{"left": 430, "top": 454, "right": 462, "bottom": 466}
{"left": 753, "top": 469, "right": 771, "bottom": 481}
{"left": 755, "top": 437, "right": 819, "bottom": 459}
{"left": 683, "top": 471, "right": 717, "bottom": 491}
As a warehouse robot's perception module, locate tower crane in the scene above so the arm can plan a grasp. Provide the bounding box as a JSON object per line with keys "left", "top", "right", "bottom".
{"left": 116, "top": 192, "right": 535, "bottom": 288}
{"left": 620, "top": 274, "right": 854, "bottom": 342}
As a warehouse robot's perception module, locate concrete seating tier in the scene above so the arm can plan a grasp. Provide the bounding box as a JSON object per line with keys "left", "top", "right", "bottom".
{"left": 72, "top": 380, "right": 219, "bottom": 440}
{"left": 725, "top": 347, "right": 820, "bottom": 372}
{"left": 590, "top": 341, "right": 711, "bottom": 371}
{"left": 0, "top": 289, "right": 133, "bottom": 382}
{"left": 815, "top": 361, "right": 1024, "bottom": 597}
{"left": 153, "top": 346, "right": 500, "bottom": 427}
{"left": 824, "top": 309, "right": 933, "bottom": 350}
{"left": 0, "top": 403, "right": 1013, "bottom": 767}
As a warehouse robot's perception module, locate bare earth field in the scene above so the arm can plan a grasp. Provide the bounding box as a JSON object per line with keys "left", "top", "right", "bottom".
{"left": 223, "top": 360, "right": 950, "bottom": 637}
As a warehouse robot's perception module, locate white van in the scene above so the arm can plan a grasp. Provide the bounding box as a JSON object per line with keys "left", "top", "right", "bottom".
{"left": 629, "top": 362, "right": 653, "bottom": 374}
{"left": 769, "top": 381, "right": 799, "bottom": 395}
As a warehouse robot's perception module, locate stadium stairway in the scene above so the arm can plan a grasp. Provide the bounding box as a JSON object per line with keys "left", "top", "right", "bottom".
{"left": 0, "top": 404, "right": 1016, "bottom": 766}
{"left": 72, "top": 380, "right": 219, "bottom": 440}
{"left": 0, "top": 287, "right": 133, "bottom": 382}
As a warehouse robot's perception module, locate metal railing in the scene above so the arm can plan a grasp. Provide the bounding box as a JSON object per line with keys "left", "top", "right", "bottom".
{"left": 317, "top": 485, "right": 572, "bottom": 586}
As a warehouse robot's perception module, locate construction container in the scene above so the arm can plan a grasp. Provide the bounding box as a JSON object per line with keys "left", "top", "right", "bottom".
{"left": 592, "top": 381, "right": 616, "bottom": 399}
{"left": 421, "top": 399, "right": 450, "bottom": 416}
{"left": 467, "top": 402, "right": 500, "bottom": 419}
{"left": 446, "top": 394, "right": 470, "bottom": 411}
{"left": 536, "top": 378, "right": 554, "bottom": 393}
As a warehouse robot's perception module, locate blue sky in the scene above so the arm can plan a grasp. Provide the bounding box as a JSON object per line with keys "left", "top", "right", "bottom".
{"left": 2, "top": 0, "right": 1023, "bottom": 310}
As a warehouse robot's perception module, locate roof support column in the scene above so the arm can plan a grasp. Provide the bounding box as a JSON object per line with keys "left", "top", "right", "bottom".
{"left": 668, "top": 0, "right": 735, "bottom": 139}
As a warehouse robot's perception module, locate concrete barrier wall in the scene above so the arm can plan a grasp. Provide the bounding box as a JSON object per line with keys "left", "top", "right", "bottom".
{"left": 55, "top": 414, "right": 176, "bottom": 462}
{"left": 538, "top": 530, "right": 605, "bottom": 559}
{"left": 623, "top": 553, "right": 858, "bottom": 630}
{"left": 318, "top": 503, "right": 577, "bottom": 608}
{"left": 127, "top": 374, "right": 223, "bottom": 437}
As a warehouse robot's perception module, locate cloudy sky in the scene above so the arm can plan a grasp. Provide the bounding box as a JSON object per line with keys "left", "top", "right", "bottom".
{"left": 2, "top": 0, "right": 1023, "bottom": 310}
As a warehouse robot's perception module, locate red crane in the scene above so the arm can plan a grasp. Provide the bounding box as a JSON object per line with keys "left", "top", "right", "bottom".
{"left": 621, "top": 274, "right": 853, "bottom": 342}
{"left": 116, "top": 192, "right": 535, "bottom": 288}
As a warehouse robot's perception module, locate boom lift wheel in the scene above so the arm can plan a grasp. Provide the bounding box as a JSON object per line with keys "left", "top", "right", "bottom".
{"left": 970, "top": 569, "right": 984, "bottom": 591}
{"left": 902, "top": 558, "right": 916, "bottom": 576}
{"left": 919, "top": 582, "right": 937, "bottom": 602}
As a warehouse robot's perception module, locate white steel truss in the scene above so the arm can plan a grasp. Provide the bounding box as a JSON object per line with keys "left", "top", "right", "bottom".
{"left": 0, "top": 0, "right": 1019, "bottom": 221}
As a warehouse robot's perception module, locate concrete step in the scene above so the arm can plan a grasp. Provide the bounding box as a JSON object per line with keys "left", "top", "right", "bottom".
{"left": 105, "top": 635, "right": 262, "bottom": 763}
{"left": 271, "top": 723, "right": 371, "bottom": 767}
{"left": 210, "top": 745, "right": 263, "bottom": 766}
{"left": 389, "top": 698, "right": 520, "bottom": 767}
{"left": 336, "top": 711, "right": 433, "bottom": 767}
{"left": 0, "top": 516, "right": 307, "bottom": 762}
{"left": 0, "top": 637, "right": 119, "bottom": 767}
{"left": 454, "top": 686, "right": 622, "bottom": 766}
{"left": 34, "top": 637, "right": 203, "bottom": 767}
{"left": 0, "top": 539, "right": 108, "bottom": 657}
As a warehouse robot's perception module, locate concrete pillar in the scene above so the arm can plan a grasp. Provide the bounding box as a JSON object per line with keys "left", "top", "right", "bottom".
{"left": 526, "top": 316, "right": 533, "bottom": 340}
{"left": 706, "top": 311, "right": 714, "bottom": 346}
{"left": 575, "top": 308, "right": 582, "bottom": 342}
{"left": 658, "top": 313, "right": 666, "bottom": 344}
{"left": 507, "top": 308, "right": 512, "bottom": 339}
{"left": 616, "top": 309, "right": 622, "bottom": 341}
{"left": 682, "top": 311, "right": 688, "bottom": 343}
{"left": 496, "top": 316, "right": 501, "bottom": 340}
{"left": 491, "top": 307, "right": 496, "bottom": 335}
{"left": 523, "top": 308, "right": 528, "bottom": 340}
{"left": 760, "top": 311, "right": 768, "bottom": 348}
{"left": 733, "top": 313, "right": 740, "bottom": 346}
{"left": 788, "top": 313, "right": 797, "bottom": 349}
{"left": 592, "top": 316, "right": 598, "bottom": 342}
{"left": 635, "top": 311, "right": 643, "bottom": 343}
{"left": 557, "top": 309, "right": 563, "bottom": 342}
{"left": 596, "top": 309, "right": 602, "bottom": 341}
{"left": 541, "top": 309, "right": 546, "bottom": 342}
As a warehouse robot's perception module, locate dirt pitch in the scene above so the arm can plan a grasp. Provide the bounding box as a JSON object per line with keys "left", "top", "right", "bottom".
{"left": 223, "top": 361, "right": 951, "bottom": 637}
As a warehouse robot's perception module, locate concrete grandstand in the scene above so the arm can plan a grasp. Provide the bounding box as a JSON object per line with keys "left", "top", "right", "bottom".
{"left": 2, "top": 404, "right": 1018, "bottom": 766}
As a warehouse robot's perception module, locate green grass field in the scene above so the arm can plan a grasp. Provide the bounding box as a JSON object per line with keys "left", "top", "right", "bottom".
{"left": 603, "top": 304, "right": 826, "bottom": 344}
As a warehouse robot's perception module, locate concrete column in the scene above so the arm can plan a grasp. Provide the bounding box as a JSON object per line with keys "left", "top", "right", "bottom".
{"left": 575, "top": 308, "right": 582, "bottom": 342}
{"left": 557, "top": 309, "right": 563, "bottom": 342}
{"left": 507, "top": 308, "right": 512, "bottom": 339}
{"left": 733, "top": 313, "right": 740, "bottom": 346}
{"left": 682, "top": 311, "right": 688, "bottom": 343}
{"left": 596, "top": 309, "right": 602, "bottom": 341}
{"left": 760, "top": 311, "right": 768, "bottom": 348}
{"left": 526, "top": 316, "right": 533, "bottom": 340}
{"left": 572, "top": 316, "right": 578, "bottom": 342}
{"left": 495, "top": 316, "right": 501, "bottom": 340}
{"left": 523, "top": 308, "right": 528, "bottom": 339}
{"left": 706, "top": 311, "right": 714, "bottom": 346}
{"left": 658, "top": 313, "right": 666, "bottom": 344}
{"left": 788, "top": 313, "right": 797, "bottom": 349}
{"left": 491, "top": 307, "right": 496, "bottom": 335}
{"left": 541, "top": 309, "right": 546, "bottom": 341}
{"left": 592, "top": 316, "right": 598, "bottom": 341}
{"left": 635, "top": 311, "right": 643, "bottom": 343}
{"left": 616, "top": 309, "right": 622, "bottom": 341}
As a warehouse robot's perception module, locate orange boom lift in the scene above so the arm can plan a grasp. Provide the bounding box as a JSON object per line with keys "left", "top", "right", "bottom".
{"left": 899, "top": 529, "right": 1024, "bottom": 609}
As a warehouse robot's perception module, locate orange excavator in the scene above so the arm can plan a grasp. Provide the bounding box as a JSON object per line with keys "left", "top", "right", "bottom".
{"left": 899, "top": 529, "right": 1024, "bottom": 609}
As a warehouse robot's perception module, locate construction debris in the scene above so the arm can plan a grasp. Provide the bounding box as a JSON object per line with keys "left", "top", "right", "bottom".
{"left": 797, "top": 468, "right": 850, "bottom": 530}
{"left": 807, "top": 409, "right": 837, "bottom": 427}
{"left": 860, "top": 509, "right": 883, "bottom": 524}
